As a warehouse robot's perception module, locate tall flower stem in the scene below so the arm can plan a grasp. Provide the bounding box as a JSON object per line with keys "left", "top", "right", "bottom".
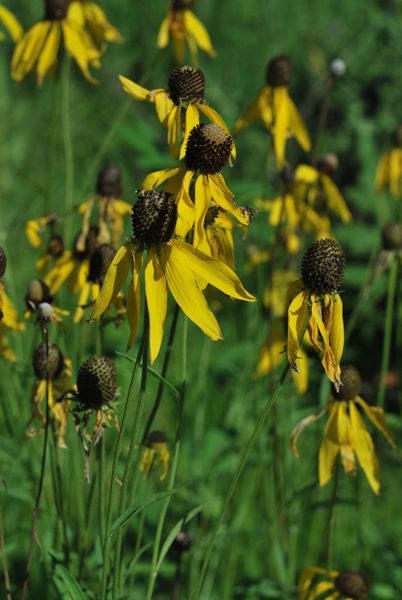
{"left": 326, "top": 459, "right": 339, "bottom": 568}
{"left": 377, "top": 256, "right": 398, "bottom": 408}
{"left": 112, "top": 318, "right": 150, "bottom": 599}
{"left": 21, "top": 328, "right": 51, "bottom": 600}
{"left": 61, "top": 57, "right": 74, "bottom": 243}
{"left": 311, "top": 75, "right": 334, "bottom": 163}
{"left": 100, "top": 314, "right": 149, "bottom": 599}
{"left": 145, "top": 317, "right": 188, "bottom": 600}
{"left": 191, "top": 311, "right": 311, "bottom": 600}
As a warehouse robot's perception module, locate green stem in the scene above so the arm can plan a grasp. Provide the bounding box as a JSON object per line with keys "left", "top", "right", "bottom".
{"left": 61, "top": 57, "right": 74, "bottom": 244}
{"left": 377, "top": 256, "right": 399, "bottom": 408}
{"left": 326, "top": 459, "right": 339, "bottom": 569}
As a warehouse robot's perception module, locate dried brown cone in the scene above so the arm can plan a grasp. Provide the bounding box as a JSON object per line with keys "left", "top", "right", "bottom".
{"left": 333, "top": 365, "right": 362, "bottom": 401}
{"left": 47, "top": 235, "right": 65, "bottom": 259}
{"left": 76, "top": 355, "right": 117, "bottom": 410}
{"left": 33, "top": 342, "right": 64, "bottom": 381}
{"left": 184, "top": 124, "right": 233, "bottom": 174}
{"left": 381, "top": 222, "right": 402, "bottom": 251}
{"left": 96, "top": 164, "right": 123, "bottom": 198}
{"left": 168, "top": 66, "right": 205, "bottom": 106}
{"left": 301, "top": 238, "right": 345, "bottom": 295}
{"left": 172, "top": 0, "right": 193, "bottom": 9}
{"left": 88, "top": 244, "right": 116, "bottom": 283}
{"left": 132, "top": 190, "right": 177, "bottom": 246}
{"left": 266, "top": 55, "right": 292, "bottom": 87}
{"left": 335, "top": 571, "right": 369, "bottom": 599}
{"left": 44, "top": 0, "right": 69, "bottom": 20}
{"left": 146, "top": 430, "right": 167, "bottom": 447}
{"left": 0, "top": 247, "right": 7, "bottom": 279}
{"left": 25, "top": 279, "right": 53, "bottom": 310}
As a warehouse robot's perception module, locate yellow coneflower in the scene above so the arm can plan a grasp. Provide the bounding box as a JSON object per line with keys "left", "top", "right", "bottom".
{"left": 0, "top": 4, "right": 23, "bottom": 42}
{"left": 299, "top": 566, "right": 370, "bottom": 600}
{"left": 202, "top": 206, "right": 236, "bottom": 269}
{"left": 140, "top": 431, "right": 170, "bottom": 481}
{"left": 142, "top": 124, "right": 252, "bottom": 247}
{"left": 12, "top": 0, "right": 100, "bottom": 85}
{"left": 120, "top": 66, "right": 234, "bottom": 160}
{"left": 287, "top": 239, "right": 345, "bottom": 390}
{"left": 68, "top": 0, "right": 122, "bottom": 50}
{"left": 0, "top": 248, "right": 25, "bottom": 361}
{"left": 78, "top": 164, "right": 132, "bottom": 247}
{"left": 375, "top": 125, "right": 402, "bottom": 198}
{"left": 28, "top": 342, "right": 72, "bottom": 448}
{"left": 234, "top": 55, "right": 311, "bottom": 168}
{"left": 157, "top": 0, "right": 216, "bottom": 65}
{"left": 92, "top": 190, "right": 255, "bottom": 364}
{"left": 36, "top": 234, "right": 67, "bottom": 273}
{"left": 25, "top": 213, "right": 58, "bottom": 249}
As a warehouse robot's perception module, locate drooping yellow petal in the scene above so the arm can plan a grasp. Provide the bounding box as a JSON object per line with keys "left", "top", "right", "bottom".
{"left": 37, "top": 22, "right": 61, "bottom": 86}
{"left": 168, "top": 239, "right": 255, "bottom": 301}
{"left": 322, "top": 175, "right": 352, "bottom": 223}
{"left": 145, "top": 248, "right": 168, "bottom": 364}
{"left": 167, "top": 105, "right": 181, "bottom": 159}
{"left": 272, "top": 86, "right": 289, "bottom": 168}
{"left": 287, "top": 94, "right": 311, "bottom": 152}
{"left": 0, "top": 289, "right": 25, "bottom": 331}
{"left": 0, "top": 5, "right": 23, "bottom": 42}
{"left": 207, "top": 174, "right": 236, "bottom": 214}
{"left": 295, "top": 164, "right": 319, "bottom": 184}
{"left": 328, "top": 293, "right": 344, "bottom": 378}
{"left": 287, "top": 290, "right": 309, "bottom": 372}
{"left": 12, "top": 21, "right": 51, "bottom": 82}
{"left": 337, "top": 401, "right": 356, "bottom": 475}
{"left": 91, "top": 244, "right": 131, "bottom": 319}
{"left": 45, "top": 255, "right": 76, "bottom": 295}
{"left": 388, "top": 148, "right": 402, "bottom": 197}
{"left": 74, "top": 280, "right": 91, "bottom": 323}
{"left": 180, "top": 104, "right": 200, "bottom": 159}
{"left": 233, "top": 96, "right": 261, "bottom": 135}
{"left": 311, "top": 295, "right": 340, "bottom": 389}
{"left": 119, "top": 75, "right": 150, "bottom": 101}
{"left": 255, "top": 322, "right": 286, "bottom": 377}
{"left": 157, "top": 15, "right": 170, "bottom": 48}
{"left": 62, "top": 21, "right": 98, "bottom": 84}
{"left": 355, "top": 396, "right": 396, "bottom": 449}
{"left": 161, "top": 245, "right": 222, "bottom": 341}
{"left": 142, "top": 167, "right": 182, "bottom": 191}
{"left": 349, "top": 400, "right": 380, "bottom": 494}
{"left": 292, "top": 345, "right": 309, "bottom": 394}
{"left": 183, "top": 10, "right": 216, "bottom": 57}
{"left": 175, "top": 170, "right": 196, "bottom": 238}
{"left": 290, "top": 409, "right": 325, "bottom": 459}
{"left": 319, "top": 402, "right": 341, "bottom": 486}
{"left": 127, "top": 253, "right": 142, "bottom": 349}
{"left": 153, "top": 90, "right": 175, "bottom": 124}
{"left": 193, "top": 174, "right": 211, "bottom": 250}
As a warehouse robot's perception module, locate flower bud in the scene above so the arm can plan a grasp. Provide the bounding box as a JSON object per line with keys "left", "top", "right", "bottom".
{"left": 33, "top": 342, "right": 64, "bottom": 381}
{"left": 96, "top": 164, "right": 123, "bottom": 198}
{"left": 333, "top": 365, "right": 362, "bottom": 401}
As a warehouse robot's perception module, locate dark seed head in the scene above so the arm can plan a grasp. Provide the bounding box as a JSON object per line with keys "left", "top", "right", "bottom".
{"left": 301, "top": 238, "right": 345, "bottom": 295}
{"left": 168, "top": 66, "right": 205, "bottom": 106}
{"left": 146, "top": 431, "right": 167, "bottom": 447}
{"left": 88, "top": 244, "right": 116, "bottom": 284}
{"left": 184, "top": 124, "right": 233, "bottom": 174}
{"left": 44, "top": 0, "right": 69, "bottom": 20}
{"left": 172, "top": 0, "right": 193, "bottom": 9}
{"left": 280, "top": 164, "right": 295, "bottom": 186}
{"left": 96, "top": 164, "right": 123, "bottom": 198}
{"left": 25, "top": 279, "right": 53, "bottom": 310}
{"left": 317, "top": 153, "right": 339, "bottom": 177}
{"left": 0, "top": 247, "right": 7, "bottom": 279}
{"left": 47, "top": 235, "right": 65, "bottom": 259}
{"left": 172, "top": 530, "right": 192, "bottom": 554}
{"left": 33, "top": 342, "right": 64, "bottom": 381}
{"left": 335, "top": 571, "right": 369, "bottom": 599}
{"left": 77, "top": 356, "right": 117, "bottom": 410}
{"left": 266, "top": 55, "right": 292, "bottom": 87}
{"left": 132, "top": 190, "right": 177, "bottom": 246}
{"left": 74, "top": 225, "right": 99, "bottom": 260}
{"left": 333, "top": 365, "right": 362, "bottom": 401}
{"left": 381, "top": 222, "right": 402, "bottom": 251}
{"left": 392, "top": 125, "right": 402, "bottom": 148}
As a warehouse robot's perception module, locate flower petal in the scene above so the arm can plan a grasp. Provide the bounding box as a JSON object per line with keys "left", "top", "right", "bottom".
{"left": 145, "top": 249, "right": 168, "bottom": 364}
{"left": 127, "top": 253, "right": 142, "bottom": 349}
{"left": 349, "top": 400, "right": 380, "bottom": 494}
{"left": 183, "top": 10, "right": 216, "bottom": 57}
{"left": 319, "top": 402, "right": 341, "bottom": 486}
{"left": 119, "top": 75, "right": 150, "bottom": 101}
{"left": 91, "top": 245, "right": 131, "bottom": 319}
{"left": 355, "top": 396, "right": 396, "bottom": 449}
{"left": 180, "top": 104, "right": 200, "bottom": 159}
{"left": 142, "top": 167, "right": 182, "bottom": 190}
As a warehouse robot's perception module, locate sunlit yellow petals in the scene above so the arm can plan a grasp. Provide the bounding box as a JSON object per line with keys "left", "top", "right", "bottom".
{"left": 295, "top": 164, "right": 318, "bottom": 183}
{"left": 119, "top": 75, "right": 150, "bottom": 101}
{"left": 319, "top": 402, "right": 341, "bottom": 486}
{"left": 272, "top": 87, "right": 289, "bottom": 168}
{"left": 349, "top": 401, "right": 379, "bottom": 494}
{"left": 183, "top": 10, "right": 216, "bottom": 57}
{"left": 127, "top": 254, "right": 142, "bottom": 348}
{"left": 145, "top": 249, "right": 168, "bottom": 364}
{"left": 287, "top": 94, "right": 311, "bottom": 152}
{"left": 311, "top": 295, "right": 340, "bottom": 389}
{"left": 193, "top": 175, "right": 210, "bottom": 249}
{"left": 142, "top": 167, "right": 182, "bottom": 191}
{"left": 199, "top": 104, "right": 236, "bottom": 158}
{"left": 74, "top": 281, "right": 91, "bottom": 323}
{"left": 233, "top": 97, "right": 261, "bottom": 135}
{"left": 208, "top": 174, "right": 235, "bottom": 214}
{"left": 355, "top": 397, "right": 396, "bottom": 449}
{"left": 79, "top": 1, "right": 123, "bottom": 45}
{"left": 61, "top": 21, "right": 98, "bottom": 84}
{"left": 292, "top": 346, "right": 309, "bottom": 394}
{"left": 0, "top": 5, "right": 23, "bottom": 42}
{"left": 180, "top": 104, "right": 200, "bottom": 159}
{"left": 255, "top": 322, "right": 285, "bottom": 377}
{"left": 157, "top": 16, "right": 170, "bottom": 48}
{"left": 162, "top": 245, "right": 222, "bottom": 341}
{"left": 175, "top": 170, "right": 195, "bottom": 238}
{"left": 170, "top": 239, "right": 255, "bottom": 302}
{"left": 91, "top": 244, "right": 131, "bottom": 319}
{"left": 287, "top": 290, "right": 309, "bottom": 372}
{"left": 37, "top": 22, "right": 60, "bottom": 86}
{"left": 167, "top": 105, "right": 181, "bottom": 159}
{"left": 153, "top": 90, "right": 175, "bottom": 124}
{"left": 45, "top": 254, "right": 76, "bottom": 295}
{"left": 113, "top": 199, "right": 132, "bottom": 216}
{"left": 12, "top": 21, "right": 51, "bottom": 82}
{"left": 0, "top": 331, "right": 16, "bottom": 361}
{"left": 329, "top": 293, "right": 344, "bottom": 375}
{"left": 388, "top": 147, "right": 402, "bottom": 197}
{"left": 322, "top": 175, "right": 352, "bottom": 223}
{"left": 0, "top": 289, "right": 25, "bottom": 332}
{"left": 375, "top": 153, "right": 388, "bottom": 193}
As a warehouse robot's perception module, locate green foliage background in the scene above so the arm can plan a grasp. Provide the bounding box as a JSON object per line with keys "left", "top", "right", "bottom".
{"left": 0, "top": 1, "right": 402, "bottom": 598}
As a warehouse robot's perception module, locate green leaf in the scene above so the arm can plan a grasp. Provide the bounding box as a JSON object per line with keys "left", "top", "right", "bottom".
{"left": 156, "top": 505, "right": 202, "bottom": 571}
{"left": 53, "top": 564, "right": 86, "bottom": 600}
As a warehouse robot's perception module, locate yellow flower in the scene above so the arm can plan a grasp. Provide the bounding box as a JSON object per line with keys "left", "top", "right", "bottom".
{"left": 157, "top": 0, "right": 216, "bottom": 65}
{"left": 68, "top": 0, "right": 122, "bottom": 50}
{"left": 28, "top": 343, "right": 72, "bottom": 448}
{"left": 299, "top": 566, "right": 370, "bottom": 600}
{"left": 376, "top": 148, "right": 402, "bottom": 198}
{"left": 91, "top": 190, "right": 255, "bottom": 364}
{"left": 0, "top": 4, "right": 23, "bottom": 42}
{"left": 120, "top": 66, "right": 234, "bottom": 160}
{"left": 202, "top": 207, "right": 235, "bottom": 269}
{"left": 12, "top": 0, "right": 100, "bottom": 85}
{"left": 25, "top": 213, "right": 58, "bottom": 249}
{"left": 142, "top": 124, "right": 250, "bottom": 248}
{"left": 140, "top": 431, "right": 170, "bottom": 481}
{"left": 36, "top": 235, "right": 67, "bottom": 274}
{"left": 0, "top": 283, "right": 25, "bottom": 334}
{"left": 234, "top": 55, "right": 311, "bottom": 168}
{"left": 263, "top": 270, "right": 300, "bottom": 317}
{"left": 287, "top": 239, "right": 345, "bottom": 389}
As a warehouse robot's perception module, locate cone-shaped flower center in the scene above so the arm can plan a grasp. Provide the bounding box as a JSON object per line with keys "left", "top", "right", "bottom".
{"left": 317, "top": 153, "right": 339, "bottom": 176}
{"left": 381, "top": 222, "right": 402, "bottom": 250}
{"left": 266, "top": 55, "right": 292, "bottom": 87}
{"left": 88, "top": 244, "right": 116, "bottom": 283}
{"left": 335, "top": 571, "right": 369, "bottom": 599}
{"left": 0, "top": 247, "right": 7, "bottom": 279}
{"left": 185, "top": 124, "right": 233, "bottom": 174}
{"left": 333, "top": 364, "right": 362, "bottom": 401}
{"left": 132, "top": 190, "right": 177, "bottom": 247}
{"left": 44, "top": 0, "right": 69, "bottom": 20}
{"left": 146, "top": 430, "right": 167, "bottom": 447}
{"left": 168, "top": 66, "right": 205, "bottom": 106}
{"left": 301, "top": 238, "right": 345, "bottom": 295}
{"left": 33, "top": 342, "right": 64, "bottom": 381}
{"left": 77, "top": 355, "right": 117, "bottom": 409}
{"left": 25, "top": 279, "right": 53, "bottom": 310}
{"left": 96, "top": 163, "right": 123, "bottom": 198}
{"left": 47, "top": 235, "right": 65, "bottom": 259}
{"left": 172, "top": 0, "right": 193, "bottom": 10}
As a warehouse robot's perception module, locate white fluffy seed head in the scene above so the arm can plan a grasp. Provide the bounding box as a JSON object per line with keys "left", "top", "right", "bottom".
{"left": 330, "top": 58, "right": 346, "bottom": 77}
